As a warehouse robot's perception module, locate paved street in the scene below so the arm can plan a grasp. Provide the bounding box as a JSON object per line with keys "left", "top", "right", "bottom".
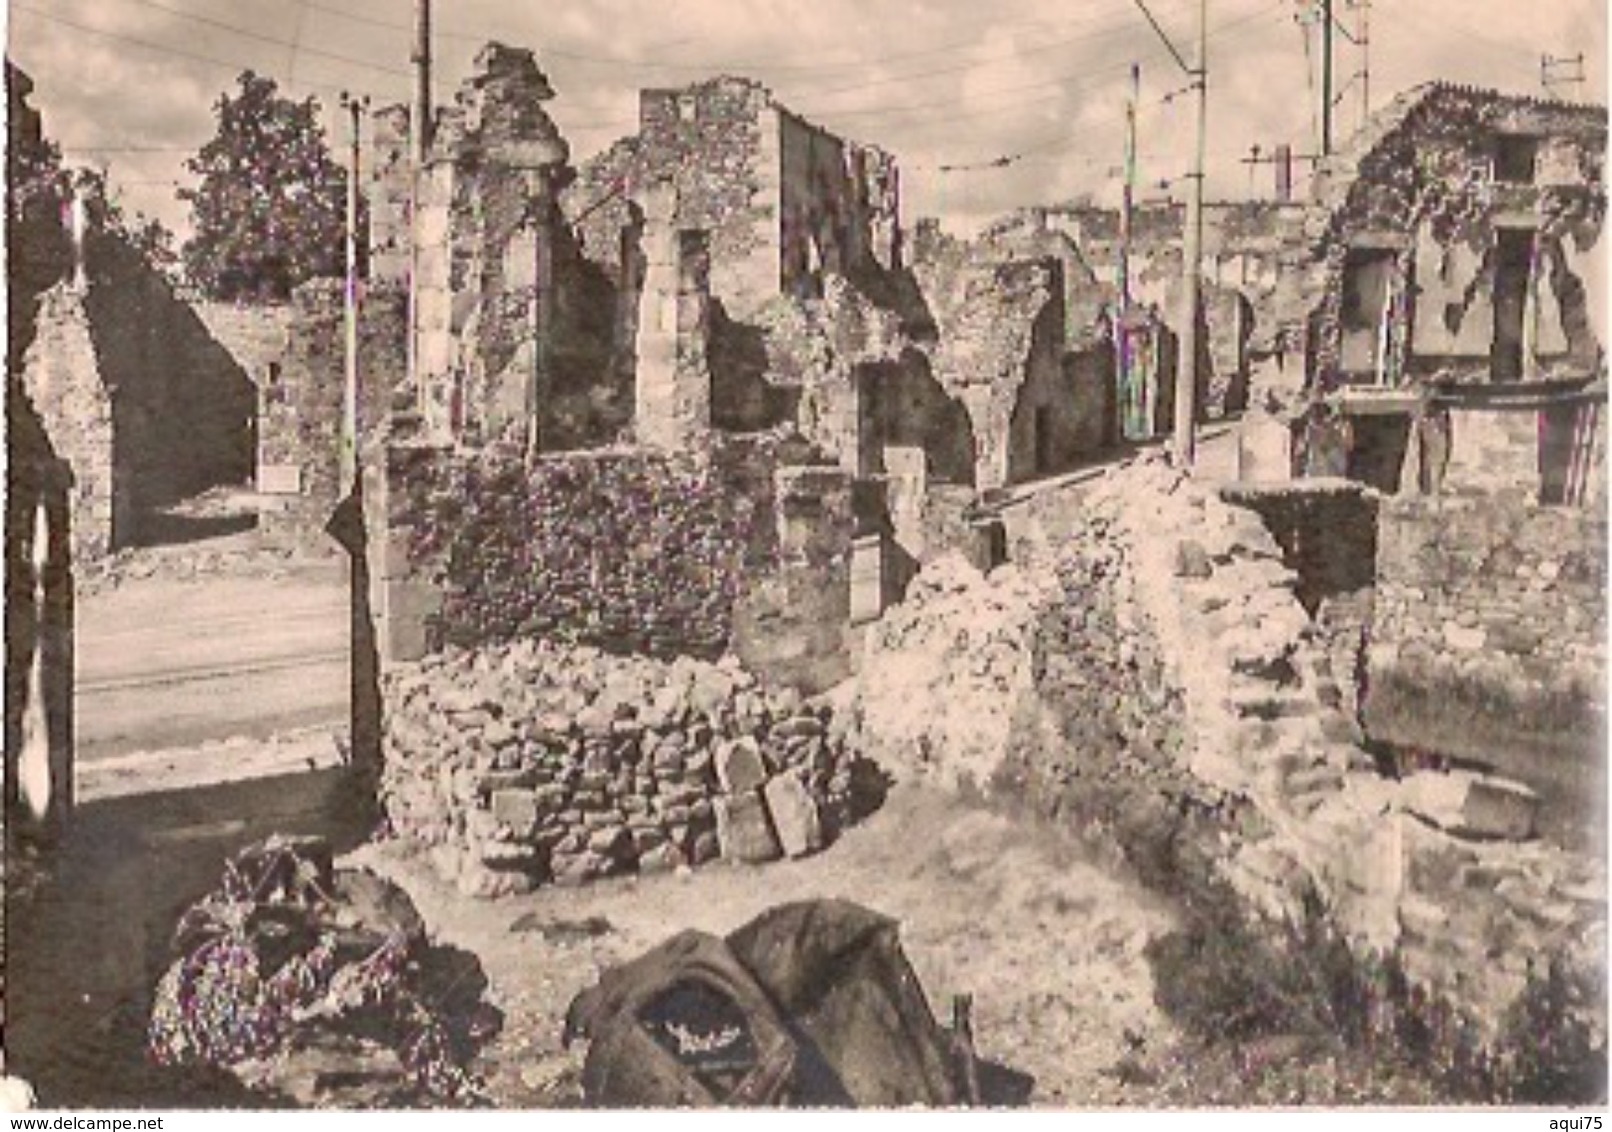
{"left": 76, "top": 558, "right": 349, "bottom": 761}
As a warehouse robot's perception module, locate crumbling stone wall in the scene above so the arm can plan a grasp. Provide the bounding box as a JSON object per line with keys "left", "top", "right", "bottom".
{"left": 16, "top": 229, "right": 267, "bottom": 556}
{"left": 380, "top": 640, "right": 866, "bottom": 895}
{"left": 1364, "top": 491, "right": 1605, "bottom": 833}
{"left": 385, "top": 440, "right": 787, "bottom": 661}
{"left": 18, "top": 285, "right": 118, "bottom": 560}
{"left": 777, "top": 106, "right": 902, "bottom": 293}
{"left": 914, "top": 236, "right": 1084, "bottom": 490}
{"left": 1304, "top": 84, "right": 1606, "bottom": 389}
{"left": 260, "top": 280, "right": 406, "bottom": 548}
{"left": 82, "top": 232, "right": 261, "bottom": 515}
{"left": 860, "top": 456, "right": 1605, "bottom": 1049}
{"left": 569, "top": 77, "right": 780, "bottom": 319}
{"left": 987, "top": 200, "right": 1306, "bottom": 404}
{"left": 397, "top": 44, "right": 622, "bottom": 450}
{"left": 569, "top": 77, "right": 901, "bottom": 321}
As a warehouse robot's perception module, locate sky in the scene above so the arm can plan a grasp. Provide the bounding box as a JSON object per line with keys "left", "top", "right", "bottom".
{"left": 5, "top": 0, "right": 1608, "bottom": 241}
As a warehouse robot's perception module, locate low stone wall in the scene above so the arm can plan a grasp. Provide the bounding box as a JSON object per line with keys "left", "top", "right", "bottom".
{"left": 1365, "top": 491, "right": 1606, "bottom": 842}
{"left": 380, "top": 640, "right": 863, "bottom": 896}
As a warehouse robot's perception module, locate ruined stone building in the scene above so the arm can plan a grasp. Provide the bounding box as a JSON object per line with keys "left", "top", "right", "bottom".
{"left": 1296, "top": 83, "right": 1607, "bottom": 499}
{"left": 985, "top": 199, "right": 1313, "bottom": 433}
{"left": 1246, "top": 84, "right": 1611, "bottom": 854}
{"left": 908, "top": 218, "right": 1117, "bottom": 492}
{"left": 6, "top": 65, "right": 274, "bottom": 562}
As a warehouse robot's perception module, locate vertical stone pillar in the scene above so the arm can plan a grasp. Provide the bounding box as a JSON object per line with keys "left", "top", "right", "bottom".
{"left": 634, "top": 182, "right": 712, "bottom": 450}
{"left": 373, "top": 441, "right": 450, "bottom": 664}
{"left": 734, "top": 464, "right": 857, "bottom": 693}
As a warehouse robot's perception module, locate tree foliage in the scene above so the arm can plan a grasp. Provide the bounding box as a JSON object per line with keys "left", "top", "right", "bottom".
{"left": 180, "top": 71, "right": 349, "bottom": 301}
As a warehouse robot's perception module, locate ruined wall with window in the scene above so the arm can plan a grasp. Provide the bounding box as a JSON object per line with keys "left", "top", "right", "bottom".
{"left": 260, "top": 281, "right": 406, "bottom": 548}
{"left": 371, "top": 44, "right": 623, "bottom": 451}
{"left": 1305, "top": 84, "right": 1606, "bottom": 392}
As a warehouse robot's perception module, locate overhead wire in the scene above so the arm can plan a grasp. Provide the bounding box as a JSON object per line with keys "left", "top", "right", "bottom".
{"left": 919, "top": 0, "right": 1288, "bottom": 173}
{"left": 295, "top": 0, "right": 1205, "bottom": 76}
{"left": 11, "top": 5, "right": 404, "bottom": 101}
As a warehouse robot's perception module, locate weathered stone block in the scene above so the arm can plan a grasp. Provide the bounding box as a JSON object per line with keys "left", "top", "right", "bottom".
{"left": 762, "top": 772, "right": 823, "bottom": 858}
{"left": 491, "top": 789, "right": 540, "bottom": 834}
{"left": 715, "top": 736, "right": 768, "bottom": 794}
{"left": 1403, "top": 771, "right": 1540, "bottom": 841}
{"left": 713, "top": 790, "right": 782, "bottom": 863}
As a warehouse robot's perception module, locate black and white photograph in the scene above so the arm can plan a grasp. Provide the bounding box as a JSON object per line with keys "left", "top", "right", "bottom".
{"left": 2, "top": 0, "right": 1607, "bottom": 1115}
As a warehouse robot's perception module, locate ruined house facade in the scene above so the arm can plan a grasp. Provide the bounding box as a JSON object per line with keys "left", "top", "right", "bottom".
{"left": 1299, "top": 84, "right": 1607, "bottom": 500}
{"left": 1282, "top": 87, "right": 1611, "bottom": 831}
{"left": 909, "top": 219, "right": 1116, "bottom": 492}
{"left": 985, "top": 200, "right": 1312, "bottom": 432}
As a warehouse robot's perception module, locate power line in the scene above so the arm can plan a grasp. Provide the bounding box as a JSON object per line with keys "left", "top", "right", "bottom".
{"left": 793, "top": 0, "right": 1283, "bottom": 126}
{"left": 908, "top": 1, "right": 1286, "bottom": 169}
{"left": 297, "top": 0, "right": 1204, "bottom": 76}
{"left": 11, "top": 6, "right": 403, "bottom": 101}
{"left": 111, "top": 0, "right": 411, "bottom": 79}
{"left": 802, "top": 10, "right": 1203, "bottom": 101}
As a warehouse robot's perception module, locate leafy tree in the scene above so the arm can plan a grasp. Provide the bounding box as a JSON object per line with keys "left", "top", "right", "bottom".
{"left": 180, "top": 71, "right": 350, "bottom": 300}
{"left": 125, "top": 212, "right": 181, "bottom": 283}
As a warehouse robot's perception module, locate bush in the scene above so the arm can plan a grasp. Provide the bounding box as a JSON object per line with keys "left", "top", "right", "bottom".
{"left": 1145, "top": 880, "right": 1608, "bottom": 1105}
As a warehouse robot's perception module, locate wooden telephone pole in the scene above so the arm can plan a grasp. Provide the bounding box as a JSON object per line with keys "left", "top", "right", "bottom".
{"left": 1320, "top": 0, "right": 1333, "bottom": 157}
{"left": 1176, "top": 0, "right": 1207, "bottom": 469}
{"left": 407, "top": 0, "right": 432, "bottom": 420}
{"left": 340, "top": 92, "right": 367, "bottom": 496}
{"left": 1132, "top": 0, "right": 1207, "bottom": 468}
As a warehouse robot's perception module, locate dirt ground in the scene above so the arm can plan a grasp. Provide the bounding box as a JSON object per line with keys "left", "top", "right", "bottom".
{"left": 347, "top": 780, "right": 1184, "bottom": 1109}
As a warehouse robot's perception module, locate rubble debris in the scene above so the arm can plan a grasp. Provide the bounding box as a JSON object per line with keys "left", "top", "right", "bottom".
{"left": 381, "top": 639, "right": 881, "bottom": 894}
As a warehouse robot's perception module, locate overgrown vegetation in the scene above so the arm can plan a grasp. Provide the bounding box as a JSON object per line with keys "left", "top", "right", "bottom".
{"left": 402, "top": 447, "right": 775, "bottom": 659}
{"left": 1144, "top": 882, "right": 1608, "bottom": 1105}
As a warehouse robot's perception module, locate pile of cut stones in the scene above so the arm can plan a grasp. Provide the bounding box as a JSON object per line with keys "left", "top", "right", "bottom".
{"left": 381, "top": 640, "right": 864, "bottom": 896}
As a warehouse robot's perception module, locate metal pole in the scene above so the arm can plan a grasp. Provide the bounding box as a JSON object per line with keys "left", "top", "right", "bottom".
{"left": 1357, "top": 0, "right": 1370, "bottom": 132}
{"left": 1118, "top": 64, "right": 1140, "bottom": 445}
{"left": 341, "top": 92, "right": 363, "bottom": 495}
{"left": 1174, "top": 0, "right": 1206, "bottom": 469}
{"left": 1321, "top": 0, "right": 1334, "bottom": 156}
{"left": 407, "top": 0, "right": 431, "bottom": 421}
{"left": 1120, "top": 63, "right": 1138, "bottom": 314}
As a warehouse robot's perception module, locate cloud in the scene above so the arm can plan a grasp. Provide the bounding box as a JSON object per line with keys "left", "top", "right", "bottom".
{"left": 7, "top": 0, "right": 1605, "bottom": 240}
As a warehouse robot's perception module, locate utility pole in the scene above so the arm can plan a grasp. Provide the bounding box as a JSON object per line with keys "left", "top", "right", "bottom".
{"left": 408, "top": 0, "right": 432, "bottom": 422}
{"left": 1120, "top": 63, "right": 1139, "bottom": 314}
{"left": 1133, "top": 0, "right": 1206, "bottom": 468}
{"left": 1355, "top": 0, "right": 1370, "bottom": 133}
{"left": 340, "top": 92, "right": 366, "bottom": 496}
{"left": 1117, "top": 62, "right": 1140, "bottom": 444}
{"left": 1320, "top": 0, "right": 1334, "bottom": 157}
{"left": 1175, "top": 0, "right": 1207, "bottom": 469}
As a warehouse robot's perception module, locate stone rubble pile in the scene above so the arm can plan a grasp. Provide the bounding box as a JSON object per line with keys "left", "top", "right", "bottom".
{"left": 855, "top": 553, "right": 1055, "bottom": 793}
{"left": 1084, "top": 454, "right": 1605, "bottom": 1038}
{"left": 381, "top": 639, "right": 864, "bottom": 897}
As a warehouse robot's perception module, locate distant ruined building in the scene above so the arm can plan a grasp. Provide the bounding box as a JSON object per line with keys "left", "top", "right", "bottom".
{"left": 1293, "top": 82, "right": 1607, "bottom": 502}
